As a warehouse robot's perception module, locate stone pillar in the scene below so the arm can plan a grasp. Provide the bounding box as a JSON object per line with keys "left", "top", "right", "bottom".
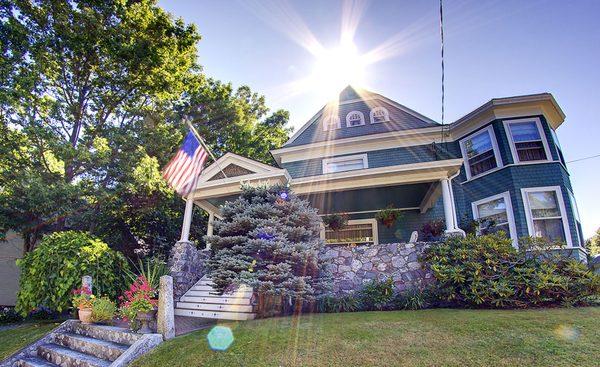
{"left": 82, "top": 275, "right": 92, "bottom": 292}
{"left": 157, "top": 275, "right": 175, "bottom": 340}
{"left": 441, "top": 178, "right": 465, "bottom": 237}
{"left": 168, "top": 241, "right": 210, "bottom": 300}
{"left": 180, "top": 192, "right": 195, "bottom": 242}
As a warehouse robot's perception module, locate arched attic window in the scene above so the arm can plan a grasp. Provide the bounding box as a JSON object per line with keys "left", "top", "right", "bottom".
{"left": 346, "top": 111, "right": 365, "bottom": 127}
{"left": 370, "top": 107, "right": 390, "bottom": 124}
{"left": 322, "top": 115, "right": 341, "bottom": 131}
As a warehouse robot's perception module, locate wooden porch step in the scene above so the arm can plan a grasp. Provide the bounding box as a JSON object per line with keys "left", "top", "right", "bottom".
{"left": 179, "top": 295, "right": 252, "bottom": 305}
{"left": 174, "top": 308, "right": 256, "bottom": 321}
{"left": 176, "top": 302, "right": 254, "bottom": 313}
{"left": 184, "top": 290, "right": 253, "bottom": 298}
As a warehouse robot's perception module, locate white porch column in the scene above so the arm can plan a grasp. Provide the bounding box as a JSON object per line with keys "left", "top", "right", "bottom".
{"left": 180, "top": 192, "right": 195, "bottom": 242}
{"left": 206, "top": 212, "right": 214, "bottom": 250}
{"left": 440, "top": 178, "right": 465, "bottom": 237}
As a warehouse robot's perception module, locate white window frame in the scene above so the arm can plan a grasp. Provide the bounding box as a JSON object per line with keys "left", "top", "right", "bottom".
{"left": 521, "top": 186, "right": 573, "bottom": 247}
{"left": 345, "top": 111, "right": 365, "bottom": 127}
{"left": 503, "top": 117, "right": 552, "bottom": 164}
{"left": 322, "top": 154, "right": 368, "bottom": 174}
{"left": 322, "top": 115, "right": 341, "bottom": 131}
{"left": 459, "top": 125, "right": 503, "bottom": 180}
{"left": 369, "top": 107, "right": 390, "bottom": 124}
{"left": 568, "top": 190, "right": 582, "bottom": 246}
{"left": 320, "top": 218, "right": 379, "bottom": 246}
{"left": 471, "top": 191, "right": 518, "bottom": 247}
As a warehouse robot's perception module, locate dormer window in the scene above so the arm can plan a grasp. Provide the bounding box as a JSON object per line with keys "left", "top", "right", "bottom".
{"left": 346, "top": 111, "right": 365, "bottom": 127}
{"left": 322, "top": 115, "right": 341, "bottom": 131}
{"left": 370, "top": 107, "right": 389, "bottom": 124}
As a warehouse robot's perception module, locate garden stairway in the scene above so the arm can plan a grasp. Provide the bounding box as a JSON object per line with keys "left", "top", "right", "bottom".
{"left": 5, "top": 321, "right": 162, "bottom": 367}
{"left": 174, "top": 276, "right": 256, "bottom": 321}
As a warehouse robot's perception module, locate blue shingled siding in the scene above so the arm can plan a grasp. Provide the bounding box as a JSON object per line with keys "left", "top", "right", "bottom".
{"left": 285, "top": 113, "right": 583, "bottom": 248}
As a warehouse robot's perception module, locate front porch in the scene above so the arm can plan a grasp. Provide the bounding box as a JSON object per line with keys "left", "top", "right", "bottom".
{"left": 179, "top": 153, "right": 466, "bottom": 247}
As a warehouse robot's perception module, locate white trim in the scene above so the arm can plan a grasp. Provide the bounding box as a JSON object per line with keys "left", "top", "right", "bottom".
{"left": 321, "top": 218, "right": 379, "bottom": 246}
{"left": 471, "top": 191, "right": 518, "bottom": 247}
{"left": 369, "top": 107, "right": 390, "bottom": 124}
{"left": 198, "top": 152, "right": 280, "bottom": 184}
{"left": 503, "top": 117, "right": 553, "bottom": 164}
{"left": 459, "top": 125, "right": 503, "bottom": 180}
{"left": 520, "top": 186, "right": 573, "bottom": 247}
{"left": 345, "top": 111, "right": 365, "bottom": 127}
{"left": 318, "top": 207, "right": 419, "bottom": 216}
{"left": 322, "top": 154, "right": 368, "bottom": 174}
{"left": 460, "top": 160, "right": 568, "bottom": 185}
{"left": 322, "top": 114, "right": 341, "bottom": 131}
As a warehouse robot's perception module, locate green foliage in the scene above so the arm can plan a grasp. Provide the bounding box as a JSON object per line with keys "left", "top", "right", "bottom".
{"left": 92, "top": 297, "right": 117, "bottom": 324}
{"left": 316, "top": 294, "right": 359, "bottom": 313}
{"left": 375, "top": 206, "right": 404, "bottom": 228}
{"left": 125, "top": 257, "right": 169, "bottom": 291}
{"left": 206, "top": 185, "right": 330, "bottom": 300}
{"left": 585, "top": 227, "right": 600, "bottom": 256}
{"left": 358, "top": 279, "right": 395, "bottom": 311}
{"left": 0, "top": 307, "right": 22, "bottom": 324}
{"left": 421, "top": 234, "right": 600, "bottom": 308}
{"left": 322, "top": 213, "right": 348, "bottom": 231}
{"left": 15, "top": 231, "right": 130, "bottom": 316}
{"left": 420, "top": 219, "right": 445, "bottom": 241}
{"left": 393, "top": 285, "right": 438, "bottom": 310}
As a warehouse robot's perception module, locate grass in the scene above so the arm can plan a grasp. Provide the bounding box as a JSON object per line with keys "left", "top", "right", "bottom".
{"left": 134, "top": 307, "right": 600, "bottom": 367}
{"left": 0, "top": 322, "right": 60, "bottom": 360}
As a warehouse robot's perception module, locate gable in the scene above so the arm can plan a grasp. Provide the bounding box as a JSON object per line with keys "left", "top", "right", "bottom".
{"left": 207, "top": 164, "right": 254, "bottom": 181}
{"left": 198, "top": 152, "right": 280, "bottom": 183}
{"left": 285, "top": 86, "right": 439, "bottom": 148}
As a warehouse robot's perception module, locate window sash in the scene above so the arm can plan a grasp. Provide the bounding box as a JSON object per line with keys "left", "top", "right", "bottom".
{"left": 522, "top": 187, "right": 571, "bottom": 246}
{"left": 461, "top": 127, "right": 500, "bottom": 178}
{"left": 505, "top": 119, "right": 550, "bottom": 163}
{"left": 325, "top": 159, "right": 365, "bottom": 173}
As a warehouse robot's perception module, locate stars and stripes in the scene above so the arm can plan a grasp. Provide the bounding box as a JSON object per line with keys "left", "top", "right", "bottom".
{"left": 162, "top": 130, "right": 208, "bottom": 196}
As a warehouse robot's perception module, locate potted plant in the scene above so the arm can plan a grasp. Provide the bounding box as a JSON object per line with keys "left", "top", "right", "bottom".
{"left": 375, "top": 206, "right": 403, "bottom": 228}
{"left": 72, "top": 286, "right": 95, "bottom": 324}
{"left": 322, "top": 213, "right": 348, "bottom": 231}
{"left": 91, "top": 297, "right": 116, "bottom": 324}
{"left": 119, "top": 275, "right": 158, "bottom": 333}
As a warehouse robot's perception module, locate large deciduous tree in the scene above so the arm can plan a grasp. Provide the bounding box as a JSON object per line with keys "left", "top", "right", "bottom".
{"left": 0, "top": 0, "right": 290, "bottom": 257}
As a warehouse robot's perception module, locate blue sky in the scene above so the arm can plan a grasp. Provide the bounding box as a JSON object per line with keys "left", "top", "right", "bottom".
{"left": 159, "top": 0, "right": 600, "bottom": 238}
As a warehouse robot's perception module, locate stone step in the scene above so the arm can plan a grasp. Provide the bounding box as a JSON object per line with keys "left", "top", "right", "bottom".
{"left": 176, "top": 302, "right": 254, "bottom": 313}
{"left": 37, "top": 344, "right": 111, "bottom": 367}
{"left": 16, "top": 356, "right": 59, "bottom": 367}
{"left": 72, "top": 323, "right": 142, "bottom": 346}
{"left": 174, "top": 308, "right": 256, "bottom": 321}
{"left": 54, "top": 333, "right": 128, "bottom": 362}
{"left": 185, "top": 290, "right": 253, "bottom": 298}
{"left": 180, "top": 295, "right": 252, "bottom": 305}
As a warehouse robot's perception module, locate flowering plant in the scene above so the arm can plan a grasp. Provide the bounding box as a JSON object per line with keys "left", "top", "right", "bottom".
{"left": 72, "top": 286, "right": 95, "bottom": 309}
{"left": 119, "top": 275, "right": 158, "bottom": 326}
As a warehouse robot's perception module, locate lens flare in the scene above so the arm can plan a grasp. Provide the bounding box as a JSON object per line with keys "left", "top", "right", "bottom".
{"left": 207, "top": 325, "right": 234, "bottom": 351}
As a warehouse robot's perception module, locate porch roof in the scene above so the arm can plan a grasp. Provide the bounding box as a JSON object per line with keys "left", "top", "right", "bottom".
{"left": 191, "top": 153, "right": 463, "bottom": 215}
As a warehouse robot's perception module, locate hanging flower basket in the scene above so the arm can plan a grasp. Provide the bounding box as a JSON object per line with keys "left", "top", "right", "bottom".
{"left": 375, "top": 206, "right": 403, "bottom": 228}
{"left": 322, "top": 213, "right": 348, "bottom": 231}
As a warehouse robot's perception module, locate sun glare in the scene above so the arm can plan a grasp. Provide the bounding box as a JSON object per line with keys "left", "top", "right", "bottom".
{"left": 311, "top": 39, "right": 366, "bottom": 98}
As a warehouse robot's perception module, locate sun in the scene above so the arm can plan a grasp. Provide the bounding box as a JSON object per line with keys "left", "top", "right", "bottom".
{"left": 310, "top": 40, "right": 367, "bottom": 98}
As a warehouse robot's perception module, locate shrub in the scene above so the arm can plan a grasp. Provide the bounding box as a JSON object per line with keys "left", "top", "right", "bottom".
{"left": 26, "top": 306, "right": 58, "bottom": 320}
{"left": 393, "top": 284, "right": 438, "bottom": 310}
{"left": 16, "top": 231, "right": 130, "bottom": 316}
{"left": 125, "top": 256, "right": 169, "bottom": 290}
{"left": 421, "top": 233, "right": 600, "bottom": 308}
{"left": 92, "top": 297, "right": 117, "bottom": 323}
{"left": 0, "top": 307, "right": 22, "bottom": 324}
{"left": 317, "top": 294, "right": 359, "bottom": 313}
{"left": 358, "top": 279, "right": 395, "bottom": 311}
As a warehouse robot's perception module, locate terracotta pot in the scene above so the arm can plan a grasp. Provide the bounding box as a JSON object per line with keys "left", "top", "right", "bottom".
{"left": 136, "top": 310, "right": 156, "bottom": 334}
{"left": 78, "top": 308, "right": 93, "bottom": 324}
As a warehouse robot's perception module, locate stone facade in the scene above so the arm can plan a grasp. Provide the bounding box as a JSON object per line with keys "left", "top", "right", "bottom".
{"left": 319, "top": 242, "right": 434, "bottom": 294}
{"left": 168, "top": 241, "right": 210, "bottom": 300}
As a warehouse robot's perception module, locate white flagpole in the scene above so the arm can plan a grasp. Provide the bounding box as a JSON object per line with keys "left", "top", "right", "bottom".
{"left": 184, "top": 118, "right": 228, "bottom": 178}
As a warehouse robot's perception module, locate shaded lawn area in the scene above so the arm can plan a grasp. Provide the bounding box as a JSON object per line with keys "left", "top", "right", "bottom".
{"left": 0, "top": 322, "right": 60, "bottom": 360}
{"left": 134, "top": 307, "right": 599, "bottom": 367}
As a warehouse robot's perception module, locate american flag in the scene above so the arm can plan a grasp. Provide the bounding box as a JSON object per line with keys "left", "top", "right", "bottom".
{"left": 162, "top": 130, "right": 208, "bottom": 196}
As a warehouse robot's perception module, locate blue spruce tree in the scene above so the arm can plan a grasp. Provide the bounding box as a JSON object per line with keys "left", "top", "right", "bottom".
{"left": 206, "top": 184, "right": 330, "bottom": 302}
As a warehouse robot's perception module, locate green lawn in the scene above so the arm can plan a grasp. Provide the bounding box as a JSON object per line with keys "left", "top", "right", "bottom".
{"left": 0, "top": 322, "right": 60, "bottom": 360}
{"left": 134, "top": 308, "right": 599, "bottom": 367}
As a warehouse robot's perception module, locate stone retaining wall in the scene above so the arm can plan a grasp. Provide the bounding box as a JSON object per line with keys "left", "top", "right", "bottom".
{"left": 319, "top": 242, "right": 434, "bottom": 294}
{"left": 168, "top": 241, "right": 210, "bottom": 300}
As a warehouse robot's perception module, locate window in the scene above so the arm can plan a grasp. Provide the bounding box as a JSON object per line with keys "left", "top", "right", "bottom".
{"left": 550, "top": 128, "right": 567, "bottom": 166}
{"left": 322, "top": 219, "right": 378, "bottom": 246}
{"left": 471, "top": 192, "right": 517, "bottom": 246}
{"left": 504, "top": 118, "right": 551, "bottom": 163}
{"left": 568, "top": 190, "right": 583, "bottom": 246}
{"left": 459, "top": 126, "right": 502, "bottom": 179}
{"left": 346, "top": 111, "right": 365, "bottom": 127}
{"left": 322, "top": 115, "right": 341, "bottom": 131}
{"left": 370, "top": 107, "right": 389, "bottom": 124}
{"left": 521, "top": 186, "right": 572, "bottom": 246}
{"left": 322, "top": 154, "right": 368, "bottom": 173}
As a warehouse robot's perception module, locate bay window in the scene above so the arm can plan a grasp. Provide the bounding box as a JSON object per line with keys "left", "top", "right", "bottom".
{"left": 459, "top": 126, "right": 502, "bottom": 179}
{"left": 504, "top": 118, "right": 551, "bottom": 163}
{"left": 471, "top": 192, "right": 517, "bottom": 246}
{"left": 521, "top": 186, "right": 572, "bottom": 246}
